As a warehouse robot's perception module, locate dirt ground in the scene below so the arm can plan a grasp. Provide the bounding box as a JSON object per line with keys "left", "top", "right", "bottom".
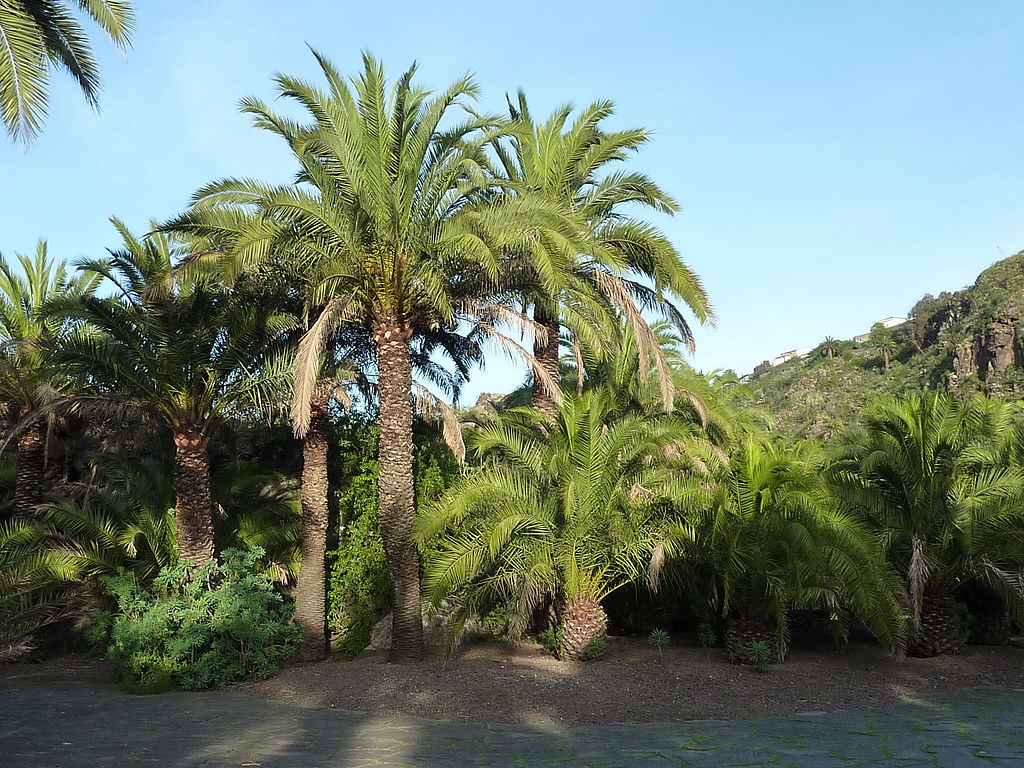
{"left": 6, "top": 637, "right": 1023, "bottom": 725}
{"left": 245, "top": 636, "right": 1024, "bottom": 724}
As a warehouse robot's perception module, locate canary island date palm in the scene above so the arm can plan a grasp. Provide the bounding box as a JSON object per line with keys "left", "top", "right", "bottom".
{"left": 0, "top": 242, "right": 98, "bottom": 518}
{"left": 829, "top": 391, "right": 1024, "bottom": 656}
{"left": 47, "top": 221, "right": 293, "bottom": 565}
{"left": 0, "top": 0, "right": 134, "bottom": 144}
{"left": 419, "top": 388, "right": 695, "bottom": 660}
{"left": 166, "top": 52, "right": 586, "bottom": 661}
{"left": 663, "top": 440, "right": 905, "bottom": 662}
{"left": 497, "top": 93, "right": 713, "bottom": 417}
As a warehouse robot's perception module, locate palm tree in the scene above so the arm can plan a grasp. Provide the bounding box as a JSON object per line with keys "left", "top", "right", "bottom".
{"left": 867, "top": 323, "right": 898, "bottom": 372}
{"left": 0, "top": 1, "right": 134, "bottom": 144}
{"left": 167, "top": 53, "right": 583, "bottom": 661}
{"left": 48, "top": 221, "right": 291, "bottom": 565}
{"left": 829, "top": 391, "right": 1024, "bottom": 656}
{"left": 666, "top": 440, "right": 904, "bottom": 661}
{"left": 419, "top": 388, "right": 692, "bottom": 660}
{"left": 497, "top": 94, "right": 713, "bottom": 417}
{"left": 820, "top": 337, "right": 840, "bottom": 359}
{"left": 0, "top": 242, "right": 97, "bottom": 518}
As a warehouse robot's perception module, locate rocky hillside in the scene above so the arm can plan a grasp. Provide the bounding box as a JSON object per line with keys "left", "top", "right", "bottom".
{"left": 748, "top": 252, "right": 1024, "bottom": 439}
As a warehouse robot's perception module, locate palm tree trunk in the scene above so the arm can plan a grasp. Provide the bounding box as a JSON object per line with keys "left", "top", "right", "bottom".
{"left": 560, "top": 595, "right": 607, "bottom": 661}
{"left": 172, "top": 427, "right": 214, "bottom": 566}
{"left": 531, "top": 306, "right": 561, "bottom": 420}
{"left": 374, "top": 319, "right": 422, "bottom": 662}
{"left": 15, "top": 410, "right": 45, "bottom": 519}
{"left": 295, "top": 392, "right": 331, "bottom": 661}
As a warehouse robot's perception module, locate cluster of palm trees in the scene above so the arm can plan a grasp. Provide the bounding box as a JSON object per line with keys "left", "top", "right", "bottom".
{"left": 0, "top": 53, "right": 712, "bottom": 663}
{"left": 425, "top": 363, "right": 1024, "bottom": 661}
{"left": 4, "top": 39, "right": 1023, "bottom": 672}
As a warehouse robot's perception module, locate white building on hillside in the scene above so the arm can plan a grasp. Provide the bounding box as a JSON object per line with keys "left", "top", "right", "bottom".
{"left": 854, "top": 316, "right": 908, "bottom": 343}
{"left": 771, "top": 347, "right": 811, "bottom": 366}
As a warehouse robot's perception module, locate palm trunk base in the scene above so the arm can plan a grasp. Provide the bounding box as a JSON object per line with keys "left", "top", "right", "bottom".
{"left": 295, "top": 398, "right": 331, "bottom": 662}
{"left": 909, "top": 593, "right": 963, "bottom": 657}
{"left": 725, "top": 618, "right": 782, "bottom": 664}
{"left": 560, "top": 596, "right": 607, "bottom": 661}
{"left": 969, "top": 610, "right": 1012, "bottom": 646}
{"left": 375, "top": 321, "right": 423, "bottom": 663}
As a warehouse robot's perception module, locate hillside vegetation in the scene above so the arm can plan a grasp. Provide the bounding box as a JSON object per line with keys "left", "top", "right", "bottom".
{"left": 749, "top": 251, "right": 1024, "bottom": 439}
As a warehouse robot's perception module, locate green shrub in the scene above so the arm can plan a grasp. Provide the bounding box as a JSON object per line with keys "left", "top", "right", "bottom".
{"left": 327, "top": 420, "right": 459, "bottom": 657}
{"left": 537, "top": 626, "right": 561, "bottom": 656}
{"left": 648, "top": 628, "right": 670, "bottom": 653}
{"left": 747, "top": 640, "right": 772, "bottom": 673}
{"left": 326, "top": 424, "right": 391, "bottom": 658}
{"left": 90, "top": 548, "right": 301, "bottom": 690}
{"left": 585, "top": 636, "right": 607, "bottom": 661}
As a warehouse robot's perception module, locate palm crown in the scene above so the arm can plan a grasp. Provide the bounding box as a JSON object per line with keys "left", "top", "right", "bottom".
{"left": 48, "top": 221, "right": 293, "bottom": 563}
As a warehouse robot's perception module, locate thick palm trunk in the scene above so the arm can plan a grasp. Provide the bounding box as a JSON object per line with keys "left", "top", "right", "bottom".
{"left": 560, "top": 595, "right": 607, "bottom": 661}
{"left": 374, "top": 319, "right": 422, "bottom": 662}
{"left": 531, "top": 307, "right": 561, "bottom": 421}
{"left": 14, "top": 411, "right": 45, "bottom": 519}
{"left": 295, "top": 393, "right": 331, "bottom": 661}
{"left": 909, "top": 591, "right": 962, "bottom": 657}
{"left": 172, "top": 428, "right": 214, "bottom": 566}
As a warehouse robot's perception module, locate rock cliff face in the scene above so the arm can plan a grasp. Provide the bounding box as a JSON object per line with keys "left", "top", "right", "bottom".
{"left": 750, "top": 251, "right": 1024, "bottom": 438}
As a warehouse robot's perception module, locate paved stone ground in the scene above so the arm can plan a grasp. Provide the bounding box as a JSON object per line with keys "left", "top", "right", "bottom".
{"left": 1, "top": 682, "right": 1023, "bottom": 767}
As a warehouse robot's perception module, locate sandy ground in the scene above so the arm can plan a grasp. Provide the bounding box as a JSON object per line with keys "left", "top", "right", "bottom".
{"left": 5, "top": 636, "right": 1023, "bottom": 725}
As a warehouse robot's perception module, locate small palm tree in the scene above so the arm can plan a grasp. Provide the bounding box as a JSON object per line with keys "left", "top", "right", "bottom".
{"left": 666, "top": 440, "right": 904, "bottom": 660}
{"left": 867, "top": 323, "right": 898, "bottom": 372}
{"left": 0, "top": 243, "right": 98, "bottom": 518}
{"left": 829, "top": 391, "right": 1024, "bottom": 656}
{"left": 820, "top": 337, "right": 841, "bottom": 359}
{"left": 48, "top": 221, "right": 292, "bottom": 564}
{"left": 419, "top": 389, "right": 691, "bottom": 660}
{"left": 0, "top": 1, "right": 134, "bottom": 144}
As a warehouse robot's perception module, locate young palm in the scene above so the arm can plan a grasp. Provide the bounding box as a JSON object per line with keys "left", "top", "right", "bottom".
{"left": 666, "top": 440, "right": 904, "bottom": 661}
{"left": 0, "top": 1, "right": 134, "bottom": 144}
{"left": 829, "top": 391, "right": 1024, "bottom": 655}
{"left": 48, "top": 221, "right": 292, "bottom": 565}
{"left": 820, "top": 337, "right": 841, "bottom": 359}
{"left": 419, "top": 388, "right": 692, "bottom": 660}
{"left": 167, "top": 53, "right": 582, "bottom": 661}
{"left": 0, "top": 242, "right": 97, "bottom": 518}
{"left": 497, "top": 93, "right": 713, "bottom": 417}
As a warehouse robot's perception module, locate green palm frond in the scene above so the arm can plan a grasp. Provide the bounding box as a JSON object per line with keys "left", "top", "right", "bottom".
{"left": 0, "top": 0, "right": 134, "bottom": 144}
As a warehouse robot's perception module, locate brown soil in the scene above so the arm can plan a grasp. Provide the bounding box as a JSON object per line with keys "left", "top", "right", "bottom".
{"left": 242, "top": 637, "right": 1024, "bottom": 725}
{"left": 6, "top": 638, "right": 1022, "bottom": 725}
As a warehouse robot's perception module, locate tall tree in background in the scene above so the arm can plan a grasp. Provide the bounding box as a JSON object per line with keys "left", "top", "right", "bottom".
{"left": 49, "top": 222, "right": 291, "bottom": 565}
{"left": 0, "top": 1, "right": 134, "bottom": 144}
{"left": 168, "top": 53, "right": 582, "bottom": 661}
{"left": 0, "top": 243, "right": 97, "bottom": 518}
{"left": 497, "top": 93, "right": 713, "bottom": 418}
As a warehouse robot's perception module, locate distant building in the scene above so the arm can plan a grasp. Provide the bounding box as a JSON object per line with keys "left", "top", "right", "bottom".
{"left": 771, "top": 347, "right": 811, "bottom": 366}
{"left": 854, "top": 316, "right": 908, "bottom": 343}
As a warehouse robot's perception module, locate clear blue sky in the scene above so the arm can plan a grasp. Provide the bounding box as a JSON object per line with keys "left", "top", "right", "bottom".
{"left": 2, "top": 1, "right": 1022, "bottom": 403}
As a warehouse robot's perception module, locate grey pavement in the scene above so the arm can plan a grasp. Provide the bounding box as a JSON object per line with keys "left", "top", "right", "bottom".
{"left": 1, "top": 681, "right": 1023, "bottom": 767}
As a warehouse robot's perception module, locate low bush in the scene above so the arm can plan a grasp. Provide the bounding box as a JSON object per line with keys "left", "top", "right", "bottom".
{"left": 87, "top": 548, "right": 301, "bottom": 690}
